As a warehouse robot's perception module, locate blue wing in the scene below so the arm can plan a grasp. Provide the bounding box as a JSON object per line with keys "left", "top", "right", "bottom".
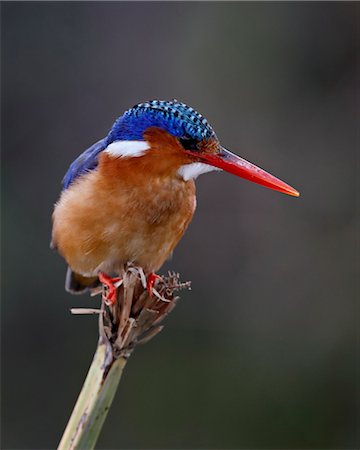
{"left": 62, "top": 138, "right": 107, "bottom": 189}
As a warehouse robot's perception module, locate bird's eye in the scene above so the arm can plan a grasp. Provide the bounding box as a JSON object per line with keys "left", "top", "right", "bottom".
{"left": 179, "top": 137, "right": 199, "bottom": 151}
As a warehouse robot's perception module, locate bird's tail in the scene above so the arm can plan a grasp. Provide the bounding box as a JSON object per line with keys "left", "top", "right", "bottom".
{"left": 65, "top": 267, "right": 100, "bottom": 295}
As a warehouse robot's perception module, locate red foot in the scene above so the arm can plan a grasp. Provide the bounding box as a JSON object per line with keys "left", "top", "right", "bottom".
{"left": 98, "top": 272, "right": 122, "bottom": 305}
{"left": 146, "top": 273, "right": 162, "bottom": 296}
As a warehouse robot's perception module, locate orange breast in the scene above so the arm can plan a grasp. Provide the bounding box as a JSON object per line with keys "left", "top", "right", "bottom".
{"left": 52, "top": 136, "right": 196, "bottom": 276}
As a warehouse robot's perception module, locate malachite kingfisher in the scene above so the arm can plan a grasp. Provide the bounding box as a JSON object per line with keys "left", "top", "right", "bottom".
{"left": 52, "top": 99, "right": 299, "bottom": 303}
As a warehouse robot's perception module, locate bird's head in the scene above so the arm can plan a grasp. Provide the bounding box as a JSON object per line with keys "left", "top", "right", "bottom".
{"left": 104, "top": 99, "right": 299, "bottom": 197}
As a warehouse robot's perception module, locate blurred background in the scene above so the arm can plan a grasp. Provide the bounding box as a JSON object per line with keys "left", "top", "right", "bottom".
{"left": 1, "top": 2, "right": 358, "bottom": 449}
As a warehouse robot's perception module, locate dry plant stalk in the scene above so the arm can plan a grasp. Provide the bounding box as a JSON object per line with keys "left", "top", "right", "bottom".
{"left": 58, "top": 267, "right": 190, "bottom": 450}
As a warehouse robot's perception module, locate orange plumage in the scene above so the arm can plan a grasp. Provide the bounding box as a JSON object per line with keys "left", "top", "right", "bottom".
{"left": 52, "top": 129, "right": 196, "bottom": 287}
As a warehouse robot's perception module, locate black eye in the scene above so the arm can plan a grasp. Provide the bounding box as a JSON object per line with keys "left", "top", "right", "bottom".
{"left": 179, "top": 137, "right": 199, "bottom": 151}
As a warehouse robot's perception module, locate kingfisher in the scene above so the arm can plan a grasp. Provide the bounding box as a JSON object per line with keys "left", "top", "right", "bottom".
{"left": 52, "top": 100, "right": 299, "bottom": 303}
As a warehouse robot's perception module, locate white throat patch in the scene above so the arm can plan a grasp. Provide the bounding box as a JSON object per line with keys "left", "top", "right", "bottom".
{"left": 104, "top": 140, "right": 150, "bottom": 158}
{"left": 177, "top": 162, "right": 221, "bottom": 181}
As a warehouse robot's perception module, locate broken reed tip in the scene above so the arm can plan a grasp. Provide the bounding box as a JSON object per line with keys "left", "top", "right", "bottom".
{"left": 72, "top": 268, "right": 191, "bottom": 359}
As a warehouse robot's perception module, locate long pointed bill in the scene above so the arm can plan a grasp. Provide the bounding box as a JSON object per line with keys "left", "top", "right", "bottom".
{"left": 198, "top": 147, "right": 300, "bottom": 197}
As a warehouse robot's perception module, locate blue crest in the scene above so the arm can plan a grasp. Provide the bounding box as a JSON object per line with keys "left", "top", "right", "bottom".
{"left": 63, "top": 100, "right": 215, "bottom": 190}
{"left": 105, "top": 100, "right": 216, "bottom": 144}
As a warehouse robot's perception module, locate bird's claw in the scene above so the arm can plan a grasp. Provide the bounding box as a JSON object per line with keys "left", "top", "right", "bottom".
{"left": 99, "top": 272, "right": 122, "bottom": 305}
{"left": 147, "top": 273, "right": 162, "bottom": 296}
{"left": 99, "top": 270, "right": 163, "bottom": 304}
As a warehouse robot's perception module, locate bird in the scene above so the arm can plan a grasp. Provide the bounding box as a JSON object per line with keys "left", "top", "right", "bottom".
{"left": 52, "top": 99, "right": 299, "bottom": 303}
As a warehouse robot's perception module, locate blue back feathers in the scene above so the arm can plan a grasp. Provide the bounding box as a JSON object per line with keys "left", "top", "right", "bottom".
{"left": 63, "top": 100, "right": 216, "bottom": 189}
{"left": 62, "top": 138, "right": 106, "bottom": 189}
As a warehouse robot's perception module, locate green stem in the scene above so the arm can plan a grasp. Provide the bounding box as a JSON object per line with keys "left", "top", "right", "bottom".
{"left": 58, "top": 339, "right": 127, "bottom": 450}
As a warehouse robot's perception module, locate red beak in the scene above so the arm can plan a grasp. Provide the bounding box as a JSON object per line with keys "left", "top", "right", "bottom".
{"left": 197, "top": 147, "right": 300, "bottom": 197}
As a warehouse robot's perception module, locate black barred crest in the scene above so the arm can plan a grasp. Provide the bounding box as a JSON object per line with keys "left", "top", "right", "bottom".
{"left": 107, "top": 99, "right": 217, "bottom": 144}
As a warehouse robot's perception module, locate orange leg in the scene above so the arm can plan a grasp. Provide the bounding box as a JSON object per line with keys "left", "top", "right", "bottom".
{"left": 99, "top": 272, "right": 122, "bottom": 305}
{"left": 146, "top": 273, "right": 162, "bottom": 296}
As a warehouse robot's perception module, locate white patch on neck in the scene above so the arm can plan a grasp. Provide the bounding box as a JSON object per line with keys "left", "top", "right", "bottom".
{"left": 177, "top": 162, "right": 221, "bottom": 181}
{"left": 104, "top": 140, "right": 150, "bottom": 158}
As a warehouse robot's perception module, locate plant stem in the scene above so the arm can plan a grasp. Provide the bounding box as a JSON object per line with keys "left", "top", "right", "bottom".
{"left": 58, "top": 269, "right": 188, "bottom": 449}
{"left": 57, "top": 338, "right": 127, "bottom": 450}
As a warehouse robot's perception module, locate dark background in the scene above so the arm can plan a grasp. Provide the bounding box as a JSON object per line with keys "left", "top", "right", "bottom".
{"left": 1, "top": 2, "right": 359, "bottom": 449}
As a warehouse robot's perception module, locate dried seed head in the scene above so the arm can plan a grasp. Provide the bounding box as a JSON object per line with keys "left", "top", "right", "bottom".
{"left": 72, "top": 266, "right": 191, "bottom": 359}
